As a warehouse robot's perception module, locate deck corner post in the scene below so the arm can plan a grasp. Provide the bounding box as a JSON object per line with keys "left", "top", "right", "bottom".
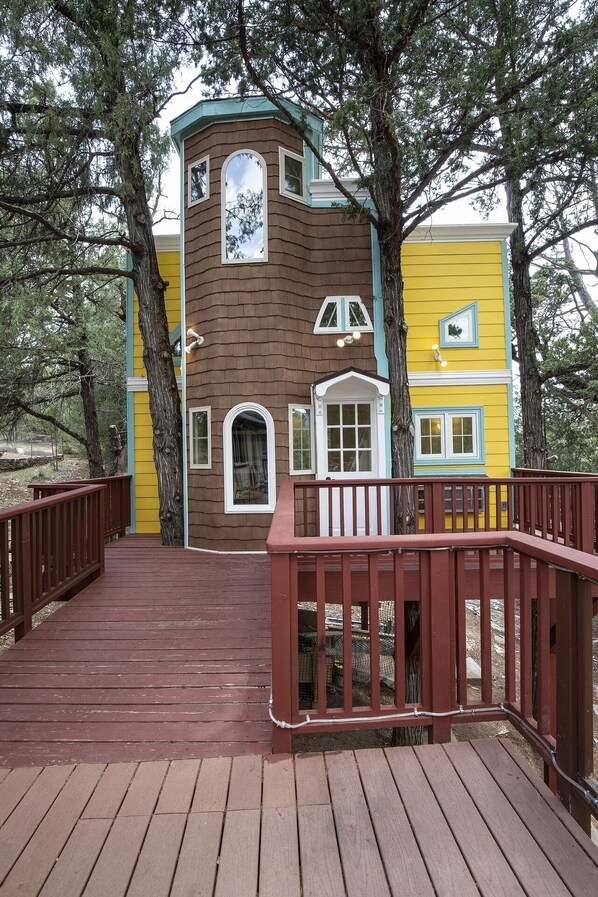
{"left": 577, "top": 481, "right": 595, "bottom": 553}
{"left": 270, "top": 551, "right": 293, "bottom": 754}
{"left": 15, "top": 513, "right": 33, "bottom": 641}
{"left": 555, "top": 569, "right": 593, "bottom": 834}
{"left": 427, "top": 548, "right": 453, "bottom": 743}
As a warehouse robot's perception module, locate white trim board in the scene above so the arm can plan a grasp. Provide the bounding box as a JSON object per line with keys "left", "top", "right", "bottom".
{"left": 409, "top": 370, "right": 512, "bottom": 387}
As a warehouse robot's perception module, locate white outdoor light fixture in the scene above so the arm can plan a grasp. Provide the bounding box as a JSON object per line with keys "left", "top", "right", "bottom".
{"left": 186, "top": 328, "right": 205, "bottom": 353}
{"left": 336, "top": 331, "right": 362, "bottom": 348}
{"left": 432, "top": 344, "right": 448, "bottom": 367}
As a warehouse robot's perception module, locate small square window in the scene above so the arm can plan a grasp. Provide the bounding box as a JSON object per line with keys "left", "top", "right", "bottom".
{"left": 188, "top": 157, "right": 209, "bottom": 207}
{"left": 414, "top": 409, "right": 483, "bottom": 464}
{"left": 279, "top": 148, "right": 306, "bottom": 202}
{"left": 189, "top": 407, "right": 211, "bottom": 468}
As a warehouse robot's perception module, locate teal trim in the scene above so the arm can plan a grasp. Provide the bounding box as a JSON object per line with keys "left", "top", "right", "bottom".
{"left": 171, "top": 96, "right": 323, "bottom": 151}
{"left": 179, "top": 158, "right": 188, "bottom": 548}
{"left": 170, "top": 324, "right": 182, "bottom": 368}
{"left": 413, "top": 406, "right": 485, "bottom": 465}
{"left": 126, "top": 391, "right": 136, "bottom": 533}
{"left": 370, "top": 226, "right": 388, "bottom": 378}
{"left": 126, "top": 253, "right": 134, "bottom": 377}
{"left": 439, "top": 302, "right": 479, "bottom": 348}
{"left": 370, "top": 225, "right": 391, "bottom": 475}
{"left": 502, "top": 241, "right": 516, "bottom": 469}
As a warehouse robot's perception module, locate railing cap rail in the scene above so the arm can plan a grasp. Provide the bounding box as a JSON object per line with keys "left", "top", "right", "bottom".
{"left": 292, "top": 475, "right": 598, "bottom": 487}
{"left": 0, "top": 483, "right": 106, "bottom": 524}
{"left": 268, "top": 483, "right": 598, "bottom": 581}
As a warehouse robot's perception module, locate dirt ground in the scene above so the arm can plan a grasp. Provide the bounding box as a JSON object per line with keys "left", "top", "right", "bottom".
{"left": 0, "top": 456, "right": 90, "bottom": 510}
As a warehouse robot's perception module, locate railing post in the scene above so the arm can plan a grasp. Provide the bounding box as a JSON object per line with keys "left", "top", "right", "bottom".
{"left": 270, "top": 552, "right": 293, "bottom": 753}
{"left": 14, "top": 514, "right": 33, "bottom": 642}
{"left": 555, "top": 569, "right": 593, "bottom": 834}
{"left": 426, "top": 549, "right": 453, "bottom": 743}
{"left": 577, "top": 481, "right": 595, "bottom": 553}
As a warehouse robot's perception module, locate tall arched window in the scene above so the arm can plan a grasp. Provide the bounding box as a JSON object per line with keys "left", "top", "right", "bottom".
{"left": 223, "top": 403, "right": 275, "bottom": 513}
{"left": 222, "top": 150, "right": 267, "bottom": 263}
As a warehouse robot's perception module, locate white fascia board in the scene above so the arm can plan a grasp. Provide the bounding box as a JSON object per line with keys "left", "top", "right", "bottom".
{"left": 408, "top": 370, "right": 512, "bottom": 387}
{"left": 154, "top": 233, "right": 181, "bottom": 252}
{"left": 405, "top": 222, "right": 517, "bottom": 242}
{"left": 128, "top": 376, "right": 183, "bottom": 391}
{"left": 309, "top": 178, "right": 370, "bottom": 202}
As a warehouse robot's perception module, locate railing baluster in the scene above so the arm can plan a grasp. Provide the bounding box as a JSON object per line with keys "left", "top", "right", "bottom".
{"left": 369, "top": 554, "right": 381, "bottom": 712}
{"left": 480, "top": 549, "right": 492, "bottom": 705}
{"left": 393, "top": 551, "right": 405, "bottom": 710}
{"left": 504, "top": 549, "right": 516, "bottom": 704}
{"left": 342, "top": 554, "right": 353, "bottom": 714}
{"left": 315, "top": 555, "right": 327, "bottom": 716}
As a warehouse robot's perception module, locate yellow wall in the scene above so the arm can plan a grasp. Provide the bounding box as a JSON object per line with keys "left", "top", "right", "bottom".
{"left": 403, "top": 241, "right": 507, "bottom": 371}
{"left": 130, "top": 246, "right": 181, "bottom": 533}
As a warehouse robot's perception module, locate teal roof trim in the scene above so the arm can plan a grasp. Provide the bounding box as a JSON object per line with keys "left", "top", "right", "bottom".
{"left": 170, "top": 96, "right": 323, "bottom": 153}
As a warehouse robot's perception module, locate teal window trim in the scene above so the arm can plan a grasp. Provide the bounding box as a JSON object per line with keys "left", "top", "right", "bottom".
{"left": 439, "top": 302, "right": 479, "bottom": 348}
{"left": 413, "top": 406, "right": 485, "bottom": 465}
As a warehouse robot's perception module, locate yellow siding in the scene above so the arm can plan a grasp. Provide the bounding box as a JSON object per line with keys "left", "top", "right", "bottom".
{"left": 132, "top": 391, "right": 160, "bottom": 533}
{"left": 132, "top": 251, "right": 181, "bottom": 377}
{"left": 403, "top": 241, "right": 507, "bottom": 371}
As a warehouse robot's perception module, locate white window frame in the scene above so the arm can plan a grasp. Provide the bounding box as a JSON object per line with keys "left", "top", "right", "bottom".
{"left": 221, "top": 149, "right": 268, "bottom": 264}
{"left": 187, "top": 156, "right": 210, "bottom": 207}
{"left": 414, "top": 408, "right": 483, "bottom": 464}
{"left": 223, "top": 402, "right": 276, "bottom": 513}
{"left": 313, "top": 295, "right": 373, "bottom": 334}
{"left": 288, "top": 404, "right": 314, "bottom": 474}
{"left": 188, "top": 407, "right": 211, "bottom": 469}
{"left": 279, "top": 147, "right": 307, "bottom": 203}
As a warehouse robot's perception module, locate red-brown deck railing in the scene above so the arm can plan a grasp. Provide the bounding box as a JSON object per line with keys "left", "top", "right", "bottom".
{"left": 29, "top": 474, "right": 131, "bottom": 540}
{"left": 0, "top": 485, "right": 105, "bottom": 641}
{"left": 292, "top": 475, "right": 598, "bottom": 552}
{"left": 268, "top": 480, "right": 598, "bottom": 830}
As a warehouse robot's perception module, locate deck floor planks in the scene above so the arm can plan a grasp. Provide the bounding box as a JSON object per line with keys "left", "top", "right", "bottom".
{"left": 0, "top": 764, "right": 105, "bottom": 897}
{"left": 471, "top": 738, "right": 598, "bottom": 895}
{"left": 354, "top": 747, "right": 436, "bottom": 897}
{"left": 414, "top": 743, "right": 527, "bottom": 897}
{"left": 0, "top": 538, "right": 272, "bottom": 766}
{"left": 326, "top": 750, "right": 392, "bottom": 897}
{"left": 384, "top": 745, "right": 483, "bottom": 897}
{"left": 444, "top": 740, "right": 572, "bottom": 897}
{"left": 0, "top": 744, "right": 597, "bottom": 897}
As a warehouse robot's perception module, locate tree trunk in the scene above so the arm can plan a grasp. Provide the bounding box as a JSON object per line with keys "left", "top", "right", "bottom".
{"left": 77, "top": 337, "right": 105, "bottom": 478}
{"left": 505, "top": 176, "right": 547, "bottom": 469}
{"left": 115, "top": 139, "right": 184, "bottom": 545}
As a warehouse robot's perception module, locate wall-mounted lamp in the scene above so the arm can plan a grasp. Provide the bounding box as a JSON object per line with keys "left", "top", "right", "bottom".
{"left": 336, "top": 331, "right": 362, "bottom": 348}
{"left": 185, "top": 328, "right": 204, "bottom": 353}
{"left": 432, "top": 344, "right": 448, "bottom": 367}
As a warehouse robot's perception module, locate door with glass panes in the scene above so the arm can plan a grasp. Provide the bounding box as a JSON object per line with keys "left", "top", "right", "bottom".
{"left": 319, "top": 400, "right": 384, "bottom": 535}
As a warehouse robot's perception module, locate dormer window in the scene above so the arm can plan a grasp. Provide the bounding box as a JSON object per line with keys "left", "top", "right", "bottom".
{"left": 188, "top": 156, "right": 209, "bottom": 206}
{"left": 314, "top": 296, "right": 373, "bottom": 334}
{"left": 222, "top": 150, "right": 267, "bottom": 263}
{"left": 279, "top": 148, "right": 306, "bottom": 202}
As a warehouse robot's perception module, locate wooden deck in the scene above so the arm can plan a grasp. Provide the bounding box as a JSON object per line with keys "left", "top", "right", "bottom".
{"left": 0, "top": 536, "right": 272, "bottom": 765}
{"left": 1, "top": 536, "right": 597, "bottom": 895}
{"left": 1, "top": 739, "right": 597, "bottom": 897}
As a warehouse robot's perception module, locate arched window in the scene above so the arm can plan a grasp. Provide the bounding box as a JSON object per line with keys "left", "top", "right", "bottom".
{"left": 222, "top": 150, "right": 268, "bottom": 263}
{"left": 223, "top": 403, "right": 275, "bottom": 512}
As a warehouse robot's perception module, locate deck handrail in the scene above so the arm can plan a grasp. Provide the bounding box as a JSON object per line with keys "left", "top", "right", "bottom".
{"left": 268, "top": 480, "right": 598, "bottom": 831}
{"left": 291, "top": 474, "right": 598, "bottom": 552}
{"left": 0, "top": 484, "right": 106, "bottom": 642}
{"left": 29, "top": 474, "right": 131, "bottom": 540}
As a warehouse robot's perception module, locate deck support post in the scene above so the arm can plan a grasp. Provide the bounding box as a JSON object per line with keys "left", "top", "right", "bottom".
{"left": 426, "top": 549, "right": 453, "bottom": 743}
{"left": 14, "top": 513, "right": 33, "bottom": 642}
{"left": 555, "top": 569, "right": 593, "bottom": 834}
{"left": 270, "top": 552, "right": 293, "bottom": 753}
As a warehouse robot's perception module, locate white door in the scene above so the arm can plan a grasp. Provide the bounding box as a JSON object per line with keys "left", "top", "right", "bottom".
{"left": 319, "top": 400, "right": 386, "bottom": 535}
